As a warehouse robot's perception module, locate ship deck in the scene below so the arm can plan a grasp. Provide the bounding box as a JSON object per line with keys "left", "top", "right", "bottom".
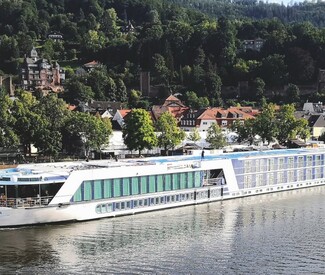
{"left": 0, "top": 148, "right": 324, "bottom": 178}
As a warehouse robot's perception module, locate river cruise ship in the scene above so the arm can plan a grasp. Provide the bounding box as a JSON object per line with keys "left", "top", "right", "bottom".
{"left": 1, "top": 148, "right": 325, "bottom": 227}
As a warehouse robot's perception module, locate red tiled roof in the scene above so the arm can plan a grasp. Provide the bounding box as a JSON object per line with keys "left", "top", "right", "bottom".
{"left": 83, "top": 60, "right": 100, "bottom": 67}
{"left": 198, "top": 107, "right": 255, "bottom": 121}
{"left": 118, "top": 109, "right": 131, "bottom": 118}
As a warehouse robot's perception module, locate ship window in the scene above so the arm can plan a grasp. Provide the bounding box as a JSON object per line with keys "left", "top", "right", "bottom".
{"left": 121, "top": 202, "right": 125, "bottom": 209}
{"left": 166, "top": 196, "right": 170, "bottom": 203}
{"left": 150, "top": 198, "right": 155, "bottom": 205}
{"left": 73, "top": 186, "right": 82, "bottom": 202}
{"left": 194, "top": 172, "right": 201, "bottom": 187}
{"left": 94, "top": 180, "right": 102, "bottom": 199}
{"left": 107, "top": 203, "right": 113, "bottom": 212}
{"left": 148, "top": 176, "right": 156, "bottom": 193}
{"left": 298, "top": 156, "right": 304, "bottom": 168}
{"left": 160, "top": 197, "right": 164, "bottom": 204}
{"left": 96, "top": 205, "right": 101, "bottom": 214}
{"left": 131, "top": 177, "right": 139, "bottom": 195}
{"left": 126, "top": 201, "right": 130, "bottom": 209}
{"left": 187, "top": 172, "right": 194, "bottom": 188}
{"left": 267, "top": 159, "right": 274, "bottom": 171}
{"left": 144, "top": 199, "right": 148, "bottom": 206}
{"left": 84, "top": 181, "right": 92, "bottom": 201}
{"left": 306, "top": 156, "right": 313, "bottom": 167}
{"left": 115, "top": 202, "right": 120, "bottom": 210}
{"left": 140, "top": 176, "right": 148, "bottom": 194}
{"left": 173, "top": 173, "right": 180, "bottom": 190}
{"left": 155, "top": 197, "right": 160, "bottom": 204}
{"left": 157, "top": 175, "right": 164, "bottom": 192}
{"left": 139, "top": 200, "right": 143, "bottom": 207}
{"left": 114, "top": 179, "right": 121, "bottom": 197}
{"left": 287, "top": 157, "right": 294, "bottom": 169}
{"left": 133, "top": 200, "right": 138, "bottom": 208}
{"left": 278, "top": 158, "right": 284, "bottom": 170}
{"left": 103, "top": 179, "right": 112, "bottom": 198}
{"left": 122, "top": 178, "right": 130, "bottom": 196}
{"left": 101, "top": 204, "right": 107, "bottom": 213}
{"left": 180, "top": 173, "right": 187, "bottom": 189}
{"left": 297, "top": 169, "right": 304, "bottom": 181}
{"left": 164, "top": 174, "right": 172, "bottom": 191}
{"left": 287, "top": 170, "right": 294, "bottom": 182}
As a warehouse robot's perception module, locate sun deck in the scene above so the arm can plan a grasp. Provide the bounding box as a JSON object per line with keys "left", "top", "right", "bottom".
{"left": 0, "top": 148, "right": 323, "bottom": 181}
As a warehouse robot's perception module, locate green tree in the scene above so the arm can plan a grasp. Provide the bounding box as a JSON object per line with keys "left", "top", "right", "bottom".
{"left": 101, "top": 8, "right": 119, "bottom": 39}
{"left": 188, "top": 128, "right": 201, "bottom": 144}
{"left": 65, "top": 112, "right": 112, "bottom": 157}
{"left": 116, "top": 78, "right": 127, "bottom": 102}
{"left": 122, "top": 109, "right": 157, "bottom": 155}
{"left": 128, "top": 89, "right": 142, "bottom": 108}
{"left": 42, "top": 40, "right": 55, "bottom": 60}
{"left": 206, "top": 123, "right": 227, "bottom": 149}
{"left": 152, "top": 53, "right": 170, "bottom": 85}
{"left": 64, "top": 76, "right": 94, "bottom": 103}
{"left": 34, "top": 94, "right": 68, "bottom": 158}
{"left": 156, "top": 112, "right": 186, "bottom": 152}
{"left": 285, "top": 83, "right": 300, "bottom": 104}
{"left": 87, "top": 68, "right": 113, "bottom": 100}
{"left": 275, "top": 104, "right": 299, "bottom": 144}
{"left": 253, "top": 103, "right": 278, "bottom": 144}
{"left": 252, "top": 77, "right": 265, "bottom": 101}
{"left": 295, "top": 118, "right": 310, "bottom": 142}
{"left": 286, "top": 47, "right": 315, "bottom": 84}
{"left": 0, "top": 94, "right": 19, "bottom": 148}
{"left": 11, "top": 91, "right": 42, "bottom": 156}
{"left": 260, "top": 54, "right": 287, "bottom": 87}
{"left": 231, "top": 119, "right": 255, "bottom": 145}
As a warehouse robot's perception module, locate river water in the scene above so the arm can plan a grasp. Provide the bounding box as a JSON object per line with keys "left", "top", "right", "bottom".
{"left": 1, "top": 186, "right": 325, "bottom": 274}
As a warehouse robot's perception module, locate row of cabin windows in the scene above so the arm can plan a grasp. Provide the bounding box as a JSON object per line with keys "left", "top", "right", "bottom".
{"left": 96, "top": 193, "right": 197, "bottom": 214}
{"left": 243, "top": 155, "right": 323, "bottom": 173}
{"left": 72, "top": 172, "right": 202, "bottom": 202}
{"left": 242, "top": 168, "right": 321, "bottom": 188}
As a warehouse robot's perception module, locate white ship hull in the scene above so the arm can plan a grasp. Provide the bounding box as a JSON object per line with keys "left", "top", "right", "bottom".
{"left": 1, "top": 177, "right": 323, "bottom": 227}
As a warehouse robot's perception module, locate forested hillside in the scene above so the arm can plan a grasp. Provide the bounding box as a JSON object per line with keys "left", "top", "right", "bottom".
{"left": 168, "top": 0, "right": 325, "bottom": 27}
{"left": 1, "top": 0, "right": 325, "bottom": 107}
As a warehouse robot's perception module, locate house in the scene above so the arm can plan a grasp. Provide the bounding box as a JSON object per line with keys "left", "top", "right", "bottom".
{"left": 302, "top": 102, "right": 324, "bottom": 114}
{"left": 20, "top": 47, "right": 65, "bottom": 91}
{"left": 241, "top": 38, "right": 264, "bottom": 52}
{"left": 121, "top": 21, "right": 135, "bottom": 33}
{"left": 195, "top": 107, "right": 255, "bottom": 132}
{"left": 295, "top": 110, "right": 325, "bottom": 139}
{"left": 151, "top": 95, "right": 189, "bottom": 123}
{"left": 88, "top": 101, "right": 124, "bottom": 118}
{"left": 180, "top": 109, "right": 206, "bottom": 131}
{"left": 47, "top": 31, "right": 63, "bottom": 42}
{"left": 112, "top": 109, "right": 131, "bottom": 129}
{"left": 82, "top": 60, "right": 101, "bottom": 73}
{"left": 308, "top": 115, "right": 325, "bottom": 138}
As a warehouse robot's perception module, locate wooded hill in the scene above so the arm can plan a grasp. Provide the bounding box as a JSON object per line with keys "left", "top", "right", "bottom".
{"left": 1, "top": 0, "right": 325, "bottom": 107}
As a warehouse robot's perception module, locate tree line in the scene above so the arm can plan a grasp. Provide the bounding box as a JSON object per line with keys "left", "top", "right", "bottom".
{"left": 0, "top": 91, "right": 112, "bottom": 159}
{"left": 0, "top": 87, "right": 310, "bottom": 160}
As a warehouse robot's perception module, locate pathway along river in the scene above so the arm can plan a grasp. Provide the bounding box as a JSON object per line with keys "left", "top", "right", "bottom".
{"left": 1, "top": 186, "right": 325, "bottom": 274}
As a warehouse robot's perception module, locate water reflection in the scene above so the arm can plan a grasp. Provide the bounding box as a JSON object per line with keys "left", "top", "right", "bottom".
{"left": 1, "top": 186, "right": 325, "bottom": 274}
